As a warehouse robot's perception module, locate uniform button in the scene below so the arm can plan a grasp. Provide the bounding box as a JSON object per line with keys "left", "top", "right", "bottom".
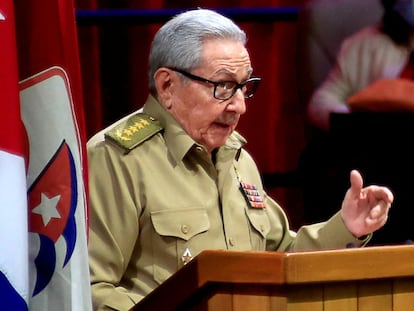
{"left": 195, "top": 146, "right": 203, "bottom": 152}
{"left": 181, "top": 224, "right": 190, "bottom": 234}
{"left": 229, "top": 237, "right": 235, "bottom": 247}
{"left": 260, "top": 225, "right": 265, "bottom": 233}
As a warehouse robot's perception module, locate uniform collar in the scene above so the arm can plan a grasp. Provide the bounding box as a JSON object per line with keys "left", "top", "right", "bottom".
{"left": 142, "top": 94, "right": 247, "bottom": 164}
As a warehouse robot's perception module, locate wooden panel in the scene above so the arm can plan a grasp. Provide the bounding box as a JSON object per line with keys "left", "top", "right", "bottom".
{"left": 232, "top": 293, "right": 271, "bottom": 311}
{"left": 284, "top": 245, "right": 414, "bottom": 284}
{"left": 207, "top": 292, "right": 233, "bottom": 311}
{"left": 286, "top": 284, "right": 323, "bottom": 311}
{"left": 358, "top": 281, "right": 392, "bottom": 311}
{"left": 393, "top": 278, "right": 414, "bottom": 310}
{"left": 207, "top": 284, "right": 275, "bottom": 311}
{"left": 324, "top": 283, "right": 357, "bottom": 311}
{"left": 270, "top": 295, "right": 288, "bottom": 311}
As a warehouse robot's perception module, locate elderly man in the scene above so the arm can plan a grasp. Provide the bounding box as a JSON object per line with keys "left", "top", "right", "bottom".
{"left": 87, "top": 8, "right": 393, "bottom": 311}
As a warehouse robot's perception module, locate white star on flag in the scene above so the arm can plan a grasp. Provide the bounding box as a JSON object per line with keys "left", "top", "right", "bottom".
{"left": 32, "top": 193, "right": 62, "bottom": 226}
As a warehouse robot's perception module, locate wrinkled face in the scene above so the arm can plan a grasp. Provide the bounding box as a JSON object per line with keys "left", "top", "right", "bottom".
{"left": 162, "top": 39, "right": 253, "bottom": 153}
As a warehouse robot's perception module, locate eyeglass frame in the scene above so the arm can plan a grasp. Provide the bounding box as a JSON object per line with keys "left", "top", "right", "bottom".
{"left": 166, "top": 67, "right": 261, "bottom": 101}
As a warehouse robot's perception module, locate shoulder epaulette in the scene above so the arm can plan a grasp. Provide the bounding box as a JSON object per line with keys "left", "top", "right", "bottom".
{"left": 104, "top": 113, "right": 163, "bottom": 153}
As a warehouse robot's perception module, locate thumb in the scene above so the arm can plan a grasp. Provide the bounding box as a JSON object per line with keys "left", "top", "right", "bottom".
{"left": 349, "top": 169, "right": 363, "bottom": 196}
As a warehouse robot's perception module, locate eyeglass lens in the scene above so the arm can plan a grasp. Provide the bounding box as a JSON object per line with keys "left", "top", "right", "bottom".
{"left": 214, "top": 78, "right": 260, "bottom": 100}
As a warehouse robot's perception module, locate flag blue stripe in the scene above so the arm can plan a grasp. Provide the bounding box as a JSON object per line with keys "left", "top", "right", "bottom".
{"left": 63, "top": 141, "right": 78, "bottom": 266}
{"left": 0, "top": 271, "right": 28, "bottom": 311}
{"left": 32, "top": 235, "right": 56, "bottom": 296}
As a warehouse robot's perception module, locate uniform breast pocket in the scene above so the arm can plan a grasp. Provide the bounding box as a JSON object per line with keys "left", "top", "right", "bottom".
{"left": 245, "top": 208, "right": 271, "bottom": 250}
{"left": 150, "top": 207, "right": 210, "bottom": 284}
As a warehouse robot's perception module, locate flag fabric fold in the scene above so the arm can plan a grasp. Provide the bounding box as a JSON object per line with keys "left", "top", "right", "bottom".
{"left": 0, "top": 1, "right": 29, "bottom": 310}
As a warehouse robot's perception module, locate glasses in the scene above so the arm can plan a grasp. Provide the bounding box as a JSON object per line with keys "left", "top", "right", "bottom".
{"left": 167, "top": 67, "right": 261, "bottom": 101}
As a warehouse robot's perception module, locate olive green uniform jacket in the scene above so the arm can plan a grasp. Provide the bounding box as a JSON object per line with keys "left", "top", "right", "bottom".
{"left": 88, "top": 95, "right": 366, "bottom": 311}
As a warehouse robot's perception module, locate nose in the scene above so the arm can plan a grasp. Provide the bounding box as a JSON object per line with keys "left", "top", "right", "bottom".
{"left": 226, "top": 89, "right": 246, "bottom": 114}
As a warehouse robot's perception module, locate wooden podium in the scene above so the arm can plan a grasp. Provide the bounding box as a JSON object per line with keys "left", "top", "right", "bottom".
{"left": 132, "top": 245, "right": 414, "bottom": 311}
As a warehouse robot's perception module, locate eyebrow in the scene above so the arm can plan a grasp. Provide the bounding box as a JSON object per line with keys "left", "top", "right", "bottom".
{"left": 213, "top": 67, "right": 254, "bottom": 80}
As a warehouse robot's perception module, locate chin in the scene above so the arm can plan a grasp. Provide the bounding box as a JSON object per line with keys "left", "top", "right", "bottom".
{"left": 210, "top": 137, "right": 231, "bottom": 150}
{"left": 202, "top": 127, "right": 233, "bottom": 149}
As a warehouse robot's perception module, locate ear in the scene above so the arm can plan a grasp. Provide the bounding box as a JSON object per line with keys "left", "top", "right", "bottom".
{"left": 154, "top": 68, "right": 175, "bottom": 109}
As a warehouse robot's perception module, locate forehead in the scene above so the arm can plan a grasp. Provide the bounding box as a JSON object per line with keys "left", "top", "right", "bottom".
{"left": 199, "top": 38, "right": 251, "bottom": 72}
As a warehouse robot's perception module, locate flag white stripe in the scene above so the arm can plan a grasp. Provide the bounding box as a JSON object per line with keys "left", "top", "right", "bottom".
{"left": 0, "top": 150, "right": 29, "bottom": 303}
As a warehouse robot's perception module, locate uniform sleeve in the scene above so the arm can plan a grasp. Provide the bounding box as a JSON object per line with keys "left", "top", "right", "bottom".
{"left": 290, "top": 212, "right": 369, "bottom": 250}
{"left": 264, "top": 194, "right": 369, "bottom": 252}
{"left": 87, "top": 142, "right": 142, "bottom": 311}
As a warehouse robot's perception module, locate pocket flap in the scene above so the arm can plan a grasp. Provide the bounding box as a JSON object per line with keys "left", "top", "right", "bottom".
{"left": 151, "top": 208, "right": 209, "bottom": 241}
{"left": 245, "top": 208, "right": 270, "bottom": 238}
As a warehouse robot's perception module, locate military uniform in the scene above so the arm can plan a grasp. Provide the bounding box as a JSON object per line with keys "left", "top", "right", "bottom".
{"left": 88, "top": 95, "right": 367, "bottom": 311}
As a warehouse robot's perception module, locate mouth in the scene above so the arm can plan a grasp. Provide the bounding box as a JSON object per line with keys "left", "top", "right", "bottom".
{"left": 215, "top": 121, "right": 231, "bottom": 127}
{"left": 213, "top": 121, "right": 235, "bottom": 131}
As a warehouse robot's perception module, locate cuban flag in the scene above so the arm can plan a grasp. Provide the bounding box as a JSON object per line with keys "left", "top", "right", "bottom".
{"left": 21, "top": 67, "right": 92, "bottom": 311}
{"left": 1, "top": 0, "right": 92, "bottom": 310}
